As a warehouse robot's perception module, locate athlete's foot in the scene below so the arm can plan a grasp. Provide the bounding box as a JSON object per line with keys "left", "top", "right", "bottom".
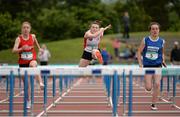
{"left": 40, "top": 82, "right": 44, "bottom": 90}
{"left": 151, "top": 104, "right": 158, "bottom": 110}
{"left": 95, "top": 50, "right": 103, "bottom": 64}
{"left": 26, "top": 100, "right": 31, "bottom": 109}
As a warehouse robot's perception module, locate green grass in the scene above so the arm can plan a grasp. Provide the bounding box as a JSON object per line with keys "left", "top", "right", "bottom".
{"left": 0, "top": 32, "right": 179, "bottom": 65}
{"left": 0, "top": 36, "right": 115, "bottom": 64}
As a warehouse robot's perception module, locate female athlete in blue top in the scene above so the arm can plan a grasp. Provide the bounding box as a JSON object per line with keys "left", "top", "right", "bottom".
{"left": 137, "top": 22, "right": 166, "bottom": 110}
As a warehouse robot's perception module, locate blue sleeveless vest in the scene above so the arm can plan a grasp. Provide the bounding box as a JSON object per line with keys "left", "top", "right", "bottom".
{"left": 142, "top": 36, "right": 164, "bottom": 66}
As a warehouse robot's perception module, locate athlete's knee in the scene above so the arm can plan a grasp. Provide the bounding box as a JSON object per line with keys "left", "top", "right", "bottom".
{"left": 92, "top": 49, "right": 97, "bottom": 54}
{"left": 79, "top": 59, "right": 88, "bottom": 67}
{"left": 145, "top": 84, "right": 152, "bottom": 91}
{"left": 145, "top": 87, "right": 152, "bottom": 91}
{"left": 29, "top": 60, "right": 37, "bottom": 67}
{"left": 79, "top": 64, "right": 85, "bottom": 67}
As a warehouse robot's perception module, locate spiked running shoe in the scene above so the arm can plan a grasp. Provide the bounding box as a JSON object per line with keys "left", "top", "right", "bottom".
{"left": 151, "top": 104, "right": 158, "bottom": 110}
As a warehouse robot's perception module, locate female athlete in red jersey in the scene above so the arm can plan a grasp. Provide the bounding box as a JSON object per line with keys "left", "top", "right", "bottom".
{"left": 12, "top": 21, "right": 44, "bottom": 108}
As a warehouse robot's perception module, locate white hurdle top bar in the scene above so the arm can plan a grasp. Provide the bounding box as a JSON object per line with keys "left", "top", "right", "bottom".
{"left": 0, "top": 65, "right": 180, "bottom": 76}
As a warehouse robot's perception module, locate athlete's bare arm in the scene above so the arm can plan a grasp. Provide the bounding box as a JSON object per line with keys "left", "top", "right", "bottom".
{"left": 137, "top": 39, "right": 145, "bottom": 67}
{"left": 12, "top": 37, "right": 22, "bottom": 53}
{"left": 84, "top": 24, "right": 111, "bottom": 39}
{"left": 162, "top": 41, "right": 167, "bottom": 67}
{"left": 84, "top": 28, "right": 104, "bottom": 39}
{"left": 32, "top": 34, "right": 43, "bottom": 52}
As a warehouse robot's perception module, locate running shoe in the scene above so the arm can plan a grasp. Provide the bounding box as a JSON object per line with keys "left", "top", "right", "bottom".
{"left": 95, "top": 50, "right": 103, "bottom": 64}
{"left": 151, "top": 104, "right": 158, "bottom": 110}
{"left": 26, "top": 100, "right": 31, "bottom": 109}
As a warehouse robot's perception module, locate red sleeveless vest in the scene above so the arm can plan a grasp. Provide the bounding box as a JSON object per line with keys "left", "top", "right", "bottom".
{"left": 18, "top": 34, "right": 36, "bottom": 64}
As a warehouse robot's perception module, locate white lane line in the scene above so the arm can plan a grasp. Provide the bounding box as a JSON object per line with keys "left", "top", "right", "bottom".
{"left": 36, "top": 78, "right": 83, "bottom": 117}
{"left": 0, "top": 91, "right": 22, "bottom": 103}
{"left": 0, "top": 76, "right": 55, "bottom": 103}
{"left": 161, "top": 98, "right": 180, "bottom": 110}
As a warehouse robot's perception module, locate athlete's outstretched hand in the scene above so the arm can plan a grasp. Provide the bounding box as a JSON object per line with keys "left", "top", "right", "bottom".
{"left": 105, "top": 24, "right": 111, "bottom": 30}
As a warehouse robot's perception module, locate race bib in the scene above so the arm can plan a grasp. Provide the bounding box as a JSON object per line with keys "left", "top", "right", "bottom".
{"left": 145, "top": 51, "right": 158, "bottom": 60}
{"left": 21, "top": 52, "right": 33, "bottom": 60}
{"left": 85, "top": 46, "right": 98, "bottom": 52}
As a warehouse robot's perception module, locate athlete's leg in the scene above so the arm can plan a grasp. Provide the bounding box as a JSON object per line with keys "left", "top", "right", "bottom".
{"left": 79, "top": 59, "right": 90, "bottom": 67}
{"left": 21, "top": 76, "right": 31, "bottom": 102}
{"left": 144, "top": 74, "right": 153, "bottom": 91}
{"left": 29, "top": 60, "right": 44, "bottom": 89}
{"left": 92, "top": 49, "right": 103, "bottom": 64}
{"left": 19, "top": 64, "right": 31, "bottom": 102}
{"left": 152, "top": 74, "right": 161, "bottom": 104}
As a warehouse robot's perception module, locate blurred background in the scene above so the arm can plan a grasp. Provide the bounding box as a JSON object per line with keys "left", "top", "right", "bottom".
{"left": 0, "top": 0, "right": 179, "bottom": 65}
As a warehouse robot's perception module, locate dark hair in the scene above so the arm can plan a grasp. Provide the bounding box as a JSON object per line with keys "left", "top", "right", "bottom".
{"left": 148, "top": 22, "right": 160, "bottom": 30}
{"left": 91, "top": 20, "right": 102, "bottom": 27}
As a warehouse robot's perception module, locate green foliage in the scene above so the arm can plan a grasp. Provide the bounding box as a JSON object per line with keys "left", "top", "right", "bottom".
{"left": 66, "top": 0, "right": 101, "bottom": 7}
{"left": 129, "top": 6, "right": 151, "bottom": 31}
{"left": 37, "top": 8, "right": 79, "bottom": 40}
{"left": 0, "top": 0, "right": 179, "bottom": 50}
{"left": 113, "top": 1, "right": 151, "bottom": 32}
{"left": 168, "top": 11, "right": 180, "bottom": 31}
{"left": 0, "top": 13, "right": 20, "bottom": 50}
{"left": 0, "top": 32, "right": 179, "bottom": 64}
{"left": 135, "top": 0, "right": 170, "bottom": 30}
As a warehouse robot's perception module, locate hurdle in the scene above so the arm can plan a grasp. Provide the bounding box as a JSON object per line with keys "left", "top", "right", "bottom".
{"left": 0, "top": 66, "right": 115, "bottom": 116}
{"left": 0, "top": 65, "right": 180, "bottom": 116}
{"left": 125, "top": 67, "right": 180, "bottom": 116}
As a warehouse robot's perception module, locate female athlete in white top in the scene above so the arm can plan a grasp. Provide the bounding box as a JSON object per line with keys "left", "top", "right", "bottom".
{"left": 79, "top": 20, "right": 111, "bottom": 67}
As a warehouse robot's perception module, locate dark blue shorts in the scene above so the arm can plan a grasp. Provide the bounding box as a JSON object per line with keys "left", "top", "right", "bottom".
{"left": 144, "top": 64, "right": 162, "bottom": 74}
{"left": 143, "top": 64, "right": 162, "bottom": 68}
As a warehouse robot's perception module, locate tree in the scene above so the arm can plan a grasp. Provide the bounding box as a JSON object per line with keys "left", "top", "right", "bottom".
{"left": 135, "top": 0, "right": 170, "bottom": 30}
{"left": 170, "top": 0, "right": 180, "bottom": 17}
{"left": 0, "top": 13, "right": 20, "bottom": 50}
{"left": 66, "top": 0, "right": 101, "bottom": 7}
